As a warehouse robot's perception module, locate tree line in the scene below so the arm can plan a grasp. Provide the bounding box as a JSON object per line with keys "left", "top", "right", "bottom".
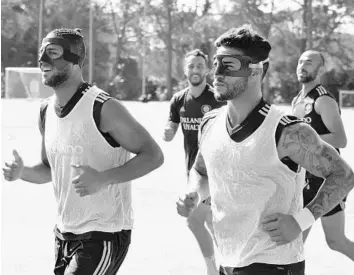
{"left": 2, "top": 0, "right": 354, "bottom": 105}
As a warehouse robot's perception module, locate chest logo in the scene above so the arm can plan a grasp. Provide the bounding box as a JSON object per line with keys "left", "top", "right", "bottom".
{"left": 304, "top": 103, "right": 313, "bottom": 115}
{"left": 201, "top": 105, "right": 212, "bottom": 114}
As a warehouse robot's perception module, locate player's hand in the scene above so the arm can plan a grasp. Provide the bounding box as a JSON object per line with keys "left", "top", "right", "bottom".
{"left": 261, "top": 213, "right": 302, "bottom": 246}
{"left": 71, "top": 164, "right": 106, "bottom": 197}
{"left": 163, "top": 127, "right": 175, "bottom": 141}
{"left": 176, "top": 192, "right": 200, "bottom": 217}
{"left": 2, "top": 149, "right": 24, "bottom": 181}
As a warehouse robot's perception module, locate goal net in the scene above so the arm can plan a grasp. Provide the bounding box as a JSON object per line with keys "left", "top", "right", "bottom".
{"left": 339, "top": 90, "right": 354, "bottom": 109}
{"left": 4, "top": 67, "right": 54, "bottom": 99}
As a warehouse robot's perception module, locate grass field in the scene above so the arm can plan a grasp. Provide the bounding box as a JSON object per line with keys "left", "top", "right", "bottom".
{"left": 1, "top": 99, "right": 354, "bottom": 275}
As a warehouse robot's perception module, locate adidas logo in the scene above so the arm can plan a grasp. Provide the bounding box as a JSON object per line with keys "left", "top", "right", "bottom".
{"left": 180, "top": 106, "right": 185, "bottom": 112}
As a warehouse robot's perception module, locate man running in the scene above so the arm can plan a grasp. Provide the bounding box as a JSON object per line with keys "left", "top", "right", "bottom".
{"left": 292, "top": 49, "right": 353, "bottom": 261}
{"left": 177, "top": 25, "right": 354, "bottom": 275}
{"left": 163, "top": 49, "right": 224, "bottom": 275}
{"left": 3, "top": 28, "right": 164, "bottom": 275}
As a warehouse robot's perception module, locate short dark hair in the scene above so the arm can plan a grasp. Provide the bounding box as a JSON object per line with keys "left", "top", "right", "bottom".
{"left": 214, "top": 24, "right": 271, "bottom": 63}
{"left": 46, "top": 28, "right": 86, "bottom": 67}
{"left": 185, "top": 49, "right": 208, "bottom": 64}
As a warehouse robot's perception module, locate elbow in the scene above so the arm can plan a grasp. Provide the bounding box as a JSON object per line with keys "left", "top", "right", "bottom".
{"left": 341, "top": 136, "right": 348, "bottom": 148}
{"left": 152, "top": 145, "right": 164, "bottom": 169}
{"left": 346, "top": 169, "right": 354, "bottom": 189}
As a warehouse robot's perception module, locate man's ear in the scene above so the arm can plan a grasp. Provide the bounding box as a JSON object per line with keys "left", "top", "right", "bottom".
{"left": 318, "top": 64, "right": 326, "bottom": 76}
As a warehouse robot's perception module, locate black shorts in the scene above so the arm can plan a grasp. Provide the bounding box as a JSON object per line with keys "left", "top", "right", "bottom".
{"left": 54, "top": 230, "right": 131, "bottom": 275}
{"left": 303, "top": 176, "right": 346, "bottom": 217}
{"left": 219, "top": 261, "right": 305, "bottom": 275}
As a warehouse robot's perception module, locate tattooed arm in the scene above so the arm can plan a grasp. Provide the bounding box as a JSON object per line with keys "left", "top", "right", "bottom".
{"left": 278, "top": 122, "right": 354, "bottom": 220}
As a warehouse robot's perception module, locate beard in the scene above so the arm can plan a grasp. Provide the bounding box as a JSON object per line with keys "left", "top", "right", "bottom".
{"left": 298, "top": 67, "right": 319, "bottom": 83}
{"left": 188, "top": 73, "right": 205, "bottom": 87}
{"left": 298, "top": 73, "right": 316, "bottom": 83}
{"left": 214, "top": 77, "right": 248, "bottom": 101}
{"left": 43, "top": 68, "right": 69, "bottom": 87}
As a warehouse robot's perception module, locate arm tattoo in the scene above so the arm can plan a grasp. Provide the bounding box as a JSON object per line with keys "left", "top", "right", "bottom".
{"left": 280, "top": 123, "right": 354, "bottom": 219}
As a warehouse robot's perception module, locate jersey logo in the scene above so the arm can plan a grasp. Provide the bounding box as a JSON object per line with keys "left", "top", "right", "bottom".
{"left": 201, "top": 105, "right": 212, "bottom": 114}
{"left": 180, "top": 106, "right": 185, "bottom": 112}
{"left": 304, "top": 103, "right": 313, "bottom": 114}
{"left": 303, "top": 117, "right": 312, "bottom": 124}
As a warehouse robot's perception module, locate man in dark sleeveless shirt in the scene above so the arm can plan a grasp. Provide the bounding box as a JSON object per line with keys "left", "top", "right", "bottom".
{"left": 292, "top": 50, "right": 353, "bottom": 261}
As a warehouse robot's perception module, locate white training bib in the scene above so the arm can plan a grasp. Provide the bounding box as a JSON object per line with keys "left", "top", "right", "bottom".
{"left": 200, "top": 105, "right": 304, "bottom": 267}
{"left": 45, "top": 86, "right": 133, "bottom": 234}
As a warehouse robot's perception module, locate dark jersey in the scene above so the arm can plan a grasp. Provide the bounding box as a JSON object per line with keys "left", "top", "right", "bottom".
{"left": 292, "top": 84, "right": 340, "bottom": 136}
{"left": 200, "top": 98, "right": 302, "bottom": 173}
{"left": 168, "top": 84, "right": 225, "bottom": 172}
{"left": 39, "top": 82, "right": 120, "bottom": 167}
{"left": 292, "top": 84, "right": 340, "bottom": 180}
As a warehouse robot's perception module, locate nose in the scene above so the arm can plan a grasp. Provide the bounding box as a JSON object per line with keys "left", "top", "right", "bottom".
{"left": 192, "top": 67, "right": 199, "bottom": 73}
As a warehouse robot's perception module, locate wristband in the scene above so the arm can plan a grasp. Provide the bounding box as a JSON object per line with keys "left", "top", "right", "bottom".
{"left": 293, "top": 208, "right": 316, "bottom": 231}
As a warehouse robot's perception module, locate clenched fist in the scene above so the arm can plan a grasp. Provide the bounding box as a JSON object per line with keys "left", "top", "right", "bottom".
{"left": 3, "top": 150, "right": 24, "bottom": 181}
{"left": 176, "top": 192, "right": 200, "bottom": 217}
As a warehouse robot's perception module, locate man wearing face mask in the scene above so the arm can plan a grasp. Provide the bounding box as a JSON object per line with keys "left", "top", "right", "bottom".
{"left": 2, "top": 28, "right": 164, "bottom": 275}
{"left": 163, "top": 49, "right": 224, "bottom": 275}
{"left": 292, "top": 50, "right": 353, "bottom": 261}
{"left": 176, "top": 25, "right": 354, "bottom": 275}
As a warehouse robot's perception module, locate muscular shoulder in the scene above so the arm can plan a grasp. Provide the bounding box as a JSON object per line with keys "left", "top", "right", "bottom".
{"left": 277, "top": 122, "right": 323, "bottom": 159}
{"left": 99, "top": 97, "right": 124, "bottom": 132}
{"left": 275, "top": 115, "right": 303, "bottom": 145}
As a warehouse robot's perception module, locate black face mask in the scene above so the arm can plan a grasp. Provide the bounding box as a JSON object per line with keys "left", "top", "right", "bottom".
{"left": 38, "top": 37, "right": 80, "bottom": 67}
{"left": 213, "top": 54, "right": 265, "bottom": 77}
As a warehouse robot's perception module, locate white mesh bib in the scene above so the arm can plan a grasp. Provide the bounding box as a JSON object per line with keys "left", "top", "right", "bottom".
{"left": 200, "top": 105, "right": 304, "bottom": 267}
{"left": 45, "top": 86, "right": 133, "bottom": 234}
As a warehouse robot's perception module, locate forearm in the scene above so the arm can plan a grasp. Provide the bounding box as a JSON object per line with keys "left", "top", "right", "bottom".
{"left": 320, "top": 133, "right": 346, "bottom": 149}
{"left": 306, "top": 169, "right": 354, "bottom": 220}
{"left": 102, "top": 149, "right": 164, "bottom": 185}
{"left": 162, "top": 122, "right": 179, "bottom": 142}
{"left": 21, "top": 163, "right": 52, "bottom": 184}
{"left": 188, "top": 168, "right": 210, "bottom": 201}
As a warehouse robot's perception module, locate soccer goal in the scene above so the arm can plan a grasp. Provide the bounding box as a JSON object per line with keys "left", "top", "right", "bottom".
{"left": 4, "top": 67, "right": 54, "bottom": 99}
{"left": 339, "top": 90, "right": 354, "bottom": 109}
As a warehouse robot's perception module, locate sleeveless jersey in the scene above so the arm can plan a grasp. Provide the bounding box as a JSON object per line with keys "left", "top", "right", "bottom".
{"left": 292, "top": 84, "right": 339, "bottom": 137}
{"left": 45, "top": 86, "right": 133, "bottom": 235}
{"left": 292, "top": 84, "right": 340, "bottom": 180}
{"left": 199, "top": 105, "right": 304, "bottom": 267}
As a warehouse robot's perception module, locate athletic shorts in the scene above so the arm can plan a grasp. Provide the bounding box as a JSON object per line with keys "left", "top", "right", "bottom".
{"left": 219, "top": 261, "right": 305, "bottom": 275}
{"left": 303, "top": 176, "right": 346, "bottom": 217}
{"left": 54, "top": 230, "right": 131, "bottom": 275}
